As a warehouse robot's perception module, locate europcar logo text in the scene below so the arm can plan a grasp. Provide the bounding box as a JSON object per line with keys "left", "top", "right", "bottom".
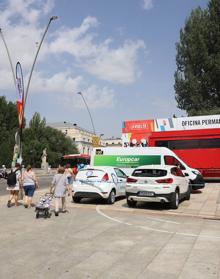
{"left": 116, "top": 157, "right": 139, "bottom": 163}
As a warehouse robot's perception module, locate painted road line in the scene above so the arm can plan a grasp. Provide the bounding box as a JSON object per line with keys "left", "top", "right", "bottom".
{"left": 96, "top": 205, "right": 220, "bottom": 240}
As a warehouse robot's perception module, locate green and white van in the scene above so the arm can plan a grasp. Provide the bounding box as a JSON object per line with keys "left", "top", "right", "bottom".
{"left": 91, "top": 147, "right": 205, "bottom": 190}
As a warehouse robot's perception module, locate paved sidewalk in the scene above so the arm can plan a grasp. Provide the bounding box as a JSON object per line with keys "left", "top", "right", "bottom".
{"left": 68, "top": 183, "right": 220, "bottom": 220}
{"left": 1, "top": 182, "right": 220, "bottom": 219}
{"left": 0, "top": 183, "right": 220, "bottom": 279}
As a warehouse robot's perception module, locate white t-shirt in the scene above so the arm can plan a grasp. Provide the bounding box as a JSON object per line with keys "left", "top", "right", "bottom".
{"left": 23, "top": 170, "right": 36, "bottom": 186}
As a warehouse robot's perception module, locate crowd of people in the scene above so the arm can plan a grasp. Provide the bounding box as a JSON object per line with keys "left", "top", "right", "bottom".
{"left": 4, "top": 163, "right": 76, "bottom": 217}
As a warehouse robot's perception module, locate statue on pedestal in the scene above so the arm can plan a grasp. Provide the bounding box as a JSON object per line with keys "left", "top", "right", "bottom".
{"left": 41, "top": 148, "right": 48, "bottom": 170}
{"left": 11, "top": 131, "right": 21, "bottom": 168}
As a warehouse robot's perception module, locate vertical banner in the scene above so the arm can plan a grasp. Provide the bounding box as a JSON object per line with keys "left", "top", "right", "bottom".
{"left": 15, "top": 62, "right": 24, "bottom": 128}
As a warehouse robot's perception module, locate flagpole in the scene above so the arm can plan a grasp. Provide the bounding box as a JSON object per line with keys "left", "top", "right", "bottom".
{"left": 0, "top": 28, "right": 16, "bottom": 87}
{"left": 1, "top": 16, "right": 58, "bottom": 166}
{"left": 0, "top": 28, "right": 19, "bottom": 167}
{"left": 20, "top": 16, "right": 58, "bottom": 163}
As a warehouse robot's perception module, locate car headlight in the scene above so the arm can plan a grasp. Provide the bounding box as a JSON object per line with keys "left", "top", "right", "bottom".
{"left": 192, "top": 170, "right": 200, "bottom": 176}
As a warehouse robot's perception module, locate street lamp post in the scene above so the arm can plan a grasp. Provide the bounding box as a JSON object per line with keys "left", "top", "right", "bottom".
{"left": 77, "top": 92, "right": 96, "bottom": 135}
{"left": 0, "top": 16, "right": 58, "bottom": 165}
{"left": 18, "top": 16, "right": 58, "bottom": 164}
{"left": 23, "top": 16, "right": 58, "bottom": 108}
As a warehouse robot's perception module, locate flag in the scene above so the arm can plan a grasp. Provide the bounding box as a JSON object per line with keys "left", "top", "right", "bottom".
{"left": 15, "top": 62, "right": 24, "bottom": 128}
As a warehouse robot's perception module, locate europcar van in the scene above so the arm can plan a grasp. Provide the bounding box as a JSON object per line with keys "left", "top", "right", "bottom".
{"left": 91, "top": 147, "right": 205, "bottom": 190}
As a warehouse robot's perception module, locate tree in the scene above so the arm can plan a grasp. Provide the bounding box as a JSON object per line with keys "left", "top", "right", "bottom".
{"left": 174, "top": 0, "right": 220, "bottom": 116}
{"left": 22, "top": 112, "right": 78, "bottom": 167}
{"left": 0, "top": 96, "right": 19, "bottom": 167}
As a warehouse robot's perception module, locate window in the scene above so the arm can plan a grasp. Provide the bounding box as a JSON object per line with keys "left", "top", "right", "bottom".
{"left": 156, "top": 138, "right": 220, "bottom": 150}
{"left": 132, "top": 169, "right": 167, "bottom": 177}
{"left": 164, "top": 156, "right": 185, "bottom": 170}
{"left": 114, "top": 168, "right": 127, "bottom": 178}
{"left": 171, "top": 167, "right": 184, "bottom": 177}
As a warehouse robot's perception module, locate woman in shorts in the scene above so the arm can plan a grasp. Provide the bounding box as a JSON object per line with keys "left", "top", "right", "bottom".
{"left": 22, "top": 165, "right": 39, "bottom": 208}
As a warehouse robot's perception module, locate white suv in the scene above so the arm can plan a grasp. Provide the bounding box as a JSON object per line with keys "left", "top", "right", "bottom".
{"left": 126, "top": 165, "right": 190, "bottom": 209}
{"left": 72, "top": 166, "right": 127, "bottom": 204}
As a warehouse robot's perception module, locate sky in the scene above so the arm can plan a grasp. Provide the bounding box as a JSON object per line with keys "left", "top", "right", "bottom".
{"left": 0, "top": 0, "right": 209, "bottom": 138}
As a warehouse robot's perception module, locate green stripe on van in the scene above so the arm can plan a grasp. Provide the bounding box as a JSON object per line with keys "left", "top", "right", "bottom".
{"left": 93, "top": 155, "right": 161, "bottom": 168}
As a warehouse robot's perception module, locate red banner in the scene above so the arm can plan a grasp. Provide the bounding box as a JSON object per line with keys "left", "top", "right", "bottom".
{"left": 16, "top": 62, "right": 24, "bottom": 128}
{"left": 122, "top": 120, "right": 154, "bottom": 133}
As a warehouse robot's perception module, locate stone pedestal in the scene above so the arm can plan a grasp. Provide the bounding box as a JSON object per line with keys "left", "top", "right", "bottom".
{"left": 41, "top": 162, "right": 48, "bottom": 171}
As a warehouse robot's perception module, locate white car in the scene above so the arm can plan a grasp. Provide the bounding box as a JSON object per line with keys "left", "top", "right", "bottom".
{"left": 126, "top": 165, "right": 190, "bottom": 209}
{"left": 72, "top": 166, "right": 127, "bottom": 204}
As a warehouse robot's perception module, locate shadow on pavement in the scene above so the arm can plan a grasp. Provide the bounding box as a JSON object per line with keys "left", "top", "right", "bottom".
{"left": 121, "top": 201, "right": 171, "bottom": 211}
{"left": 191, "top": 190, "right": 202, "bottom": 194}
{"left": 72, "top": 196, "right": 126, "bottom": 205}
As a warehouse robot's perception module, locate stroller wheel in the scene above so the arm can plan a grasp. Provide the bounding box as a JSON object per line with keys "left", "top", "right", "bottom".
{"left": 44, "top": 209, "right": 51, "bottom": 218}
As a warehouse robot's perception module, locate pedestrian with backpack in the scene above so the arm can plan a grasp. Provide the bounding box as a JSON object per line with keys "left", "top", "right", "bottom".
{"left": 6, "top": 163, "right": 22, "bottom": 207}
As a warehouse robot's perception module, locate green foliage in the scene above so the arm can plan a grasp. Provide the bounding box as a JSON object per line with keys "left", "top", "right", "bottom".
{"left": 0, "top": 96, "right": 19, "bottom": 167}
{"left": 0, "top": 98, "right": 78, "bottom": 168}
{"left": 174, "top": 0, "right": 220, "bottom": 115}
{"left": 22, "top": 112, "right": 78, "bottom": 167}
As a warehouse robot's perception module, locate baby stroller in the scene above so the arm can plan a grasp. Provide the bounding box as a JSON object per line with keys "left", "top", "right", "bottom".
{"left": 35, "top": 193, "right": 53, "bottom": 219}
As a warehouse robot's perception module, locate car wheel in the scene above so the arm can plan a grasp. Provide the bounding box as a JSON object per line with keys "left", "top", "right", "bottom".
{"left": 185, "top": 185, "right": 191, "bottom": 200}
{"left": 170, "top": 190, "right": 179, "bottom": 209}
{"left": 73, "top": 196, "right": 81, "bottom": 203}
{"left": 127, "top": 199, "right": 137, "bottom": 208}
{"left": 107, "top": 190, "right": 116, "bottom": 204}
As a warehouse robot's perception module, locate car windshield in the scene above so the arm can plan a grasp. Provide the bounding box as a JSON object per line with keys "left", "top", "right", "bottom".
{"left": 132, "top": 169, "right": 167, "bottom": 177}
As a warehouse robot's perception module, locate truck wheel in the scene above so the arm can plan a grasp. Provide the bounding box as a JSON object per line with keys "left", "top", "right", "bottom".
{"left": 170, "top": 190, "right": 179, "bottom": 209}
{"left": 73, "top": 196, "right": 81, "bottom": 203}
{"left": 127, "top": 199, "right": 137, "bottom": 208}
{"left": 185, "top": 185, "right": 191, "bottom": 200}
{"left": 107, "top": 190, "right": 116, "bottom": 204}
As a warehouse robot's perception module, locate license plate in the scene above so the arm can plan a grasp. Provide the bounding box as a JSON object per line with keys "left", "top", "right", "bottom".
{"left": 138, "top": 180, "right": 148, "bottom": 184}
{"left": 138, "top": 191, "right": 154, "bottom": 197}
{"left": 79, "top": 180, "right": 94, "bottom": 186}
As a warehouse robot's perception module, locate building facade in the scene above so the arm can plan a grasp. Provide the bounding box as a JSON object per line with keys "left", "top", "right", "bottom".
{"left": 48, "top": 122, "right": 122, "bottom": 154}
{"left": 102, "top": 137, "right": 122, "bottom": 147}
{"left": 48, "top": 122, "right": 96, "bottom": 155}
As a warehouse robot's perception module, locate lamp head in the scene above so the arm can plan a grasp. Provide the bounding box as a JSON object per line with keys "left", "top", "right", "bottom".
{"left": 50, "top": 16, "right": 58, "bottom": 21}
